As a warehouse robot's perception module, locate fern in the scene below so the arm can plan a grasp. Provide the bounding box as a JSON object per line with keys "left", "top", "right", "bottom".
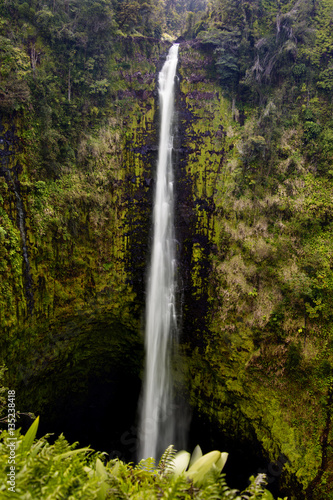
{"left": 200, "top": 465, "right": 222, "bottom": 487}
{"left": 0, "top": 427, "right": 278, "bottom": 500}
{"left": 137, "top": 456, "right": 156, "bottom": 473}
{"left": 158, "top": 445, "right": 177, "bottom": 475}
{"left": 240, "top": 474, "right": 273, "bottom": 500}
{"left": 201, "top": 474, "right": 242, "bottom": 500}
{"left": 159, "top": 474, "right": 191, "bottom": 499}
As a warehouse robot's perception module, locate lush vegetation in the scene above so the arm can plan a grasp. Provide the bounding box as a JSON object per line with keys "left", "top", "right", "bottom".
{"left": 0, "top": 415, "right": 285, "bottom": 499}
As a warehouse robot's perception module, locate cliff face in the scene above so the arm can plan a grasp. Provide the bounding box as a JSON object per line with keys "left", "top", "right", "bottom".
{"left": 177, "top": 42, "right": 333, "bottom": 499}
{"left": 0, "top": 38, "right": 163, "bottom": 331}
{"left": 1, "top": 33, "right": 333, "bottom": 498}
{"left": 0, "top": 36, "right": 168, "bottom": 457}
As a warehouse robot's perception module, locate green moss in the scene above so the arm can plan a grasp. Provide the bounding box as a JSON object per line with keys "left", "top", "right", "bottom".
{"left": 0, "top": 207, "right": 26, "bottom": 326}
{"left": 177, "top": 41, "right": 333, "bottom": 499}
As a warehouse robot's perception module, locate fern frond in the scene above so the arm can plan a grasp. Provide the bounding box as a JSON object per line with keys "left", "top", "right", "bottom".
{"left": 136, "top": 456, "right": 156, "bottom": 473}
{"left": 240, "top": 474, "right": 270, "bottom": 499}
{"left": 213, "top": 474, "right": 242, "bottom": 500}
{"left": 201, "top": 464, "right": 221, "bottom": 487}
{"left": 159, "top": 474, "right": 190, "bottom": 499}
{"left": 158, "top": 445, "right": 177, "bottom": 475}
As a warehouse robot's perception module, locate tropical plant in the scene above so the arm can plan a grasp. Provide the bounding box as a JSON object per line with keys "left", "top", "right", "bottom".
{"left": 0, "top": 418, "right": 287, "bottom": 499}
{"left": 164, "top": 444, "right": 228, "bottom": 485}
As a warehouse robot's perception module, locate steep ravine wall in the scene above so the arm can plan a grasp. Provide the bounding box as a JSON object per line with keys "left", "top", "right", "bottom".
{"left": 177, "top": 42, "right": 333, "bottom": 500}
{"left": 0, "top": 40, "right": 162, "bottom": 332}
{"left": 0, "top": 37, "right": 168, "bottom": 457}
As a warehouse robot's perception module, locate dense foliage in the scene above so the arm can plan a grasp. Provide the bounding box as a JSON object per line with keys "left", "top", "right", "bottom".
{"left": 0, "top": 417, "right": 285, "bottom": 499}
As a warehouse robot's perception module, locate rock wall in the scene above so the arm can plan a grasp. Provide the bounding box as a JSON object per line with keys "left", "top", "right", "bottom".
{"left": 0, "top": 37, "right": 168, "bottom": 456}
{"left": 177, "top": 41, "right": 333, "bottom": 500}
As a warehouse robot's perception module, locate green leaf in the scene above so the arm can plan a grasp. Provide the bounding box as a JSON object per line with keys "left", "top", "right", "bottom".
{"left": 158, "top": 445, "right": 175, "bottom": 473}
{"left": 84, "top": 465, "right": 93, "bottom": 478}
{"left": 215, "top": 452, "right": 228, "bottom": 473}
{"left": 97, "top": 481, "right": 108, "bottom": 500}
{"left": 188, "top": 445, "right": 202, "bottom": 468}
{"left": 262, "top": 490, "right": 275, "bottom": 499}
{"left": 21, "top": 415, "right": 39, "bottom": 453}
{"left": 96, "top": 457, "right": 108, "bottom": 479}
{"left": 95, "top": 459, "right": 108, "bottom": 500}
{"left": 186, "top": 450, "right": 223, "bottom": 485}
{"left": 30, "top": 439, "right": 45, "bottom": 459}
{"left": 54, "top": 448, "right": 91, "bottom": 460}
{"left": 171, "top": 450, "right": 191, "bottom": 476}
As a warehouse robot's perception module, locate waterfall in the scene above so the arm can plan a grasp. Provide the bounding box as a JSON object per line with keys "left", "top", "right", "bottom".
{"left": 139, "top": 44, "right": 179, "bottom": 461}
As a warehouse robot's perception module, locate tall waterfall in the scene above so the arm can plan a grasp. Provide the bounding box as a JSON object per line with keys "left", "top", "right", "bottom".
{"left": 139, "top": 44, "right": 179, "bottom": 461}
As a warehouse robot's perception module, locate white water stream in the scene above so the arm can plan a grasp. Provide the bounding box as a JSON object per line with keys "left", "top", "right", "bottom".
{"left": 139, "top": 44, "right": 179, "bottom": 460}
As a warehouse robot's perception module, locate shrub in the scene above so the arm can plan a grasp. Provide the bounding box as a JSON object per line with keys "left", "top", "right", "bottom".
{"left": 0, "top": 419, "right": 286, "bottom": 499}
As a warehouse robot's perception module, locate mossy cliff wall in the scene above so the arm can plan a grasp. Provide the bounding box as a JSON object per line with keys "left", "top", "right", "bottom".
{"left": 177, "top": 41, "right": 333, "bottom": 500}
{"left": 0, "top": 37, "right": 166, "bottom": 332}
{"left": 0, "top": 36, "right": 169, "bottom": 453}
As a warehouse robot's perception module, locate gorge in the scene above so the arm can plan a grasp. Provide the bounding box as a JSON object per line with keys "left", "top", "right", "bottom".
{"left": 1, "top": 0, "right": 333, "bottom": 498}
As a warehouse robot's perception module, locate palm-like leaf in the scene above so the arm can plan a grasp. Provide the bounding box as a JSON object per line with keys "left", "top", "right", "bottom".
{"left": 186, "top": 450, "right": 228, "bottom": 486}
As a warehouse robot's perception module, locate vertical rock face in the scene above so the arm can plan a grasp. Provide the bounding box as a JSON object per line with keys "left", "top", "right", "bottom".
{"left": 0, "top": 38, "right": 165, "bottom": 334}
{"left": 175, "top": 43, "right": 226, "bottom": 349}
{"left": 175, "top": 41, "right": 332, "bottom": 500}
{"left": 0, "top": 38, "right": 167, "bottom": 457}
{"left": 0, "top": 117, "right": 28, "bottom": 325}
